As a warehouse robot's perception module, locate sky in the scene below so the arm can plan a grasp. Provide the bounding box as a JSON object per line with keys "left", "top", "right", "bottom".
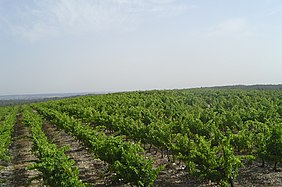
{"left": 0, "top": 0, "right": 282, "bottom": 95}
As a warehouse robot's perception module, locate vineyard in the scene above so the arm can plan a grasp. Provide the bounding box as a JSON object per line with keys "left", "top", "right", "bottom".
{"left": 0, "top": 88, "right": 282, "bottom": 186}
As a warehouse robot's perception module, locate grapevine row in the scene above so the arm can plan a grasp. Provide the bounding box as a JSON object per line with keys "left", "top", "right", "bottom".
{"left": 34, "top": 105, "right": 161, "bottom": 187}
{"left": 0, "top": 106, "right": 18, "bottom": 162}
{"left": 22, "top": 106, "right": 85, "bottom": 187}
{"left": 33, "top": 89, "right": 282, "bottom": 187}
{"left": 46, "top": 103, "right": 249, "bottom": 186}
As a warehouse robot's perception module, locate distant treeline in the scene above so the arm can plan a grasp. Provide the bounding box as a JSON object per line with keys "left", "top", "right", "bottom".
{"left": 213, "top": 84, "right": 282, "bottom": 90}
{"left": 0, "top": 98, "right": 54, "bottom": 106}
{"left": 0, "top": 97, "right": 74, "bottom": 106}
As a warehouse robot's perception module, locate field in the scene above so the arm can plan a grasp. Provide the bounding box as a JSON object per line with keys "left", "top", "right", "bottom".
{"left": 0, "top": 88, "right": 282, "bottom": 187}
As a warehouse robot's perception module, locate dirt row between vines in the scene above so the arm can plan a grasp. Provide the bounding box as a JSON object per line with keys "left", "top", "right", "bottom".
{"left": 42, "top": 122, "right": 115, "bottom": 186}
{"left": 0, "top": 113, "right": 43, "bottom": 187}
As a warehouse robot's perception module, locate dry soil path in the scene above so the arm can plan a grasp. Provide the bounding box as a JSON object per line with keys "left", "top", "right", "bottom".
{"left": 42, "top": 122, "right": 113, "bottom": 186}
{"left": 0, "top": 113, "right": 42, "bottom": 187}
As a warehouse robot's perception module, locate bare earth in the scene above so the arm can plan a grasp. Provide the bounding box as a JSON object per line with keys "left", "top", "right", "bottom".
{"left": 0, "top": 114, "right": 42, "bottom": 187}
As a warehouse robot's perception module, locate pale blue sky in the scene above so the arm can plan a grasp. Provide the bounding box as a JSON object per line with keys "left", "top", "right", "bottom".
{"left": 0, "top": 0, "right": 282, "bottom": 95}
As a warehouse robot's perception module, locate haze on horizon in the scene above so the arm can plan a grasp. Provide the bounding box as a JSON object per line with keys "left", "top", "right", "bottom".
{"left": 0, "top": 0, "right": 281, "bottom": 96}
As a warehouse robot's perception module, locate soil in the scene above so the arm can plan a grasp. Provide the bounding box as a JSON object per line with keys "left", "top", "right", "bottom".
{"left": 0, "top": 113, "right": 43, "bottom": 187}
{"left": 42, "top": 122, "right": 114, "bottom": 186}
{"left": 149, "top": 149, "right": 282, "bottom": 187}
{"left": 236, "top": 162, "right": 282, "bottom": 187}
